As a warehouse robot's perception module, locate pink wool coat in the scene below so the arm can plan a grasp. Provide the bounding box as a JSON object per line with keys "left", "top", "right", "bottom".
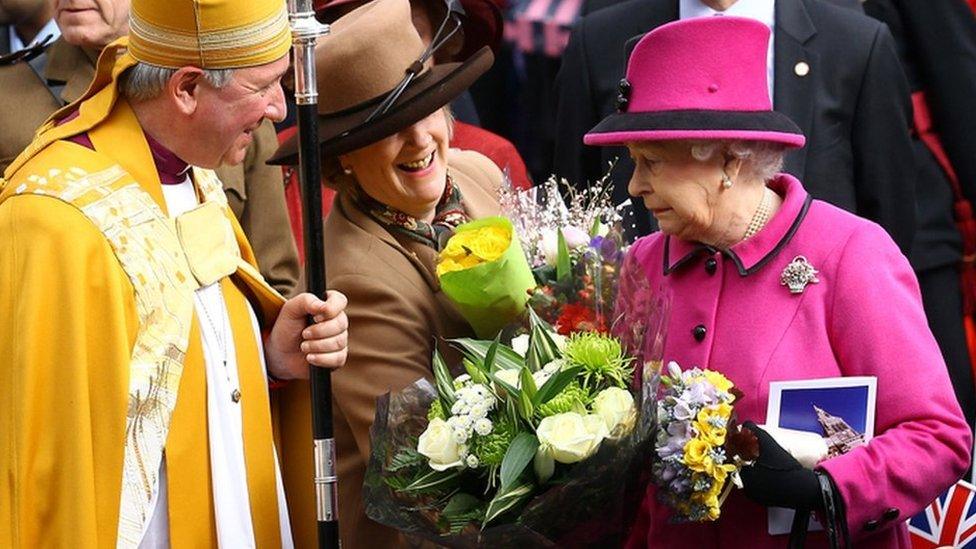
{"left": 623, "top": 174, "right": 971, "bottom": 548}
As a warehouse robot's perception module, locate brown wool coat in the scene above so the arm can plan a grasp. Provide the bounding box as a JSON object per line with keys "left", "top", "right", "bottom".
{"left": 0, "top": 38, "right": 300, "bottom": 297}
{"left": 277, "top": 149, "right": 503, "bottom": 548}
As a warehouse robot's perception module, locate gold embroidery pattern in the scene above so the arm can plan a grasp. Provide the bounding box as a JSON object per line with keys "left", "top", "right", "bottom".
{"left": 14, "top": 165, "right": 229, "bottom": 547}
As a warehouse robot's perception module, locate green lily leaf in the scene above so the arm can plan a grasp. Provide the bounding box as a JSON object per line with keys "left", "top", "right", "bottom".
{"left": 399, "top": 468, "right": 460, "bottom": 493}
{"left": 483, "top": 482, "right": 535, "bottom": 528}
{"left": 526, "top": 308, "right": 561, "bottom": 372}
{"left": 432, "top": 348, "right": 456, "bottom": 411}
{"left": 534, "top": 365, "right": 583, "bottom": 406}
{"left": 449, "top": 337, "right": 525, "bottom": 373}
{"left": 519, "top": 367, "right": 538, "bottom": 400}
{"left": 556, "top": 229, "right": 571, "bottom": 282}
{"left": 463, "top": 358, "right": 489, "bottom": 385}
{"left": 483, "top": 334, "right": 501, "bottom": 373}
{"left": 499, "top": 432, "right": 539, "bottom": 491}
{"left": 517, "top": 369, "right": 536, "bottom": 419}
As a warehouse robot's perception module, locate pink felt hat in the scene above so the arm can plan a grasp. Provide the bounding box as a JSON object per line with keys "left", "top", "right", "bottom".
{"left": 584, "top": 16, "right": 805, "bottom": 148}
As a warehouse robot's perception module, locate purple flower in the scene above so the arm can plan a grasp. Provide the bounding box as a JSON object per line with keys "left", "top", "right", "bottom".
{"left": 682, "top": 381, "right": 717, "bottom": 406}
{"left": 600, "top": 237, "right": 621, "bottom": 263}
{"left": 672, "top": 398, "right": 694, "bottom": 421}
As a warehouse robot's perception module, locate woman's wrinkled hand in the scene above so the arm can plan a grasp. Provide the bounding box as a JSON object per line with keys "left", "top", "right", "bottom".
{"left": 739, "top": 421, "right": 822, "bottom": 510}
{"left": 265, "top": 290, "right": 349, "bottom": 380}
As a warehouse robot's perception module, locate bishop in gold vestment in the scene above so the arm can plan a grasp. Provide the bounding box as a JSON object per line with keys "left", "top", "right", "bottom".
{"left": 0, "top": 1, "right": 349, "bottom": 546}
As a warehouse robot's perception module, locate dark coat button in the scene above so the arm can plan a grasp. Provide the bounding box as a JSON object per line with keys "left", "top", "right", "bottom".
{"left": 705, "top": 258, "right": 717, "bottom": 275}
{"left": 863, "top": 519, "right": 880, "bottom": 532}
{"left": 692, "top": 324, "right": 707, "bottom": 341}
{"left": 882, "top": 507, "right": 899, "bottom": 521}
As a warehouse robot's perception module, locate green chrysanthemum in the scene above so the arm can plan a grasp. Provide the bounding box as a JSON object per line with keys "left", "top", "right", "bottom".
{"left": 470, "top": 418, "right": 515, "bottom": 467}
{"left": 562, "top": 332, "right": 633, "bottom": 390}
{"left": 427, "top": 399, "right": 446, "bottom": 421}
{"left": 536, "top": 381, "right": 590, "bottom": 418}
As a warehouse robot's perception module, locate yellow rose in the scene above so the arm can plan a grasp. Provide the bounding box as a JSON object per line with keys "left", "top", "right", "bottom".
{"left": 682, "top": 438, "right": 714, "bottom": 473}
{"left": 437, "top": 225, "right": 513, "bottom": 276}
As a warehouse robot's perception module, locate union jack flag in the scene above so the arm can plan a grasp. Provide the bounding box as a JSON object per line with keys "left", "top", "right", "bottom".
{"left": 910, "top": 480, "right": 976, "bottom": 549}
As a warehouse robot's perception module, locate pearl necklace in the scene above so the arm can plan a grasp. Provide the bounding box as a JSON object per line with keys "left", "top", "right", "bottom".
{"left": 743, "top": 187, "right": 774, "bottom": 240}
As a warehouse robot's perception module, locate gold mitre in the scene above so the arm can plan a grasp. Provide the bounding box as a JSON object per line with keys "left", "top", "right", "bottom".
{"left": 128, "top": 0, "right": 292, "bottom": 69}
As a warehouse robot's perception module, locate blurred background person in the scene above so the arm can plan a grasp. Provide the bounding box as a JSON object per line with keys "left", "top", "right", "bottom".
{"left": 269, "top": 0, "right": 504, "bottom": 545}
{"left": 0, "top": 0, "right": 56, "bottom": 54}
{"left": 863, "top": 0, "right": 976, "bottom": 463}
{"left": 0, "top": 0, "right": 300, "bottom": 297}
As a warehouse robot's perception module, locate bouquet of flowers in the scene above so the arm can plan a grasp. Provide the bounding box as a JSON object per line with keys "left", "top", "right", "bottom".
{"left": 363, "top": 310, "right": 655, "bottom": 546}
{"left": 499, "top": 174, "right": 629, "bottom": 336}
{"left": 652, "top": 361, "right": 759, "bottom": 522}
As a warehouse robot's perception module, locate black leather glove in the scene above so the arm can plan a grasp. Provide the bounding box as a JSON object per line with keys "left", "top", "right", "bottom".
{"left": 739, "top": 421, "right": 823, "bottom": 510}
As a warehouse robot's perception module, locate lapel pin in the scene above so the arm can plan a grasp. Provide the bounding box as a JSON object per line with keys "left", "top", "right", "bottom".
{"left": 794, "top": 61, "right": 810, "bottom": 77}
{"left": 781, "top": 255, "right": 819, "bottom": 294}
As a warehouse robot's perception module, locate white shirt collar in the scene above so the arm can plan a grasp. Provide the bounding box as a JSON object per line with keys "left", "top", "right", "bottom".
{"left": 8, "top": 18, "right": 61, "bottom": 53}
{"left": 678, "top": 0, "right": 776, "bottom": 28}
{"left": 677, "top": 0, "right": 777, "bottom": 105}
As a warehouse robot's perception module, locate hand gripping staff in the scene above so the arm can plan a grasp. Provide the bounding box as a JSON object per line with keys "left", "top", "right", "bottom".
{"left": 287, "top": 2, "right": 336, "bottom": 547}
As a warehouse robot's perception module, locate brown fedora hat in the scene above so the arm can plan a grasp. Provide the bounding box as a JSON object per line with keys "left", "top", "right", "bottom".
{"left": 269, "top": 0, "right": 493, "bottom": 165}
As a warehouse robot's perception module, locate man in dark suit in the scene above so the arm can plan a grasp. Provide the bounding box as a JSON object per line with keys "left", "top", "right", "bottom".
{"left": 553, "top": 0, "right": 916, "bottom": 254}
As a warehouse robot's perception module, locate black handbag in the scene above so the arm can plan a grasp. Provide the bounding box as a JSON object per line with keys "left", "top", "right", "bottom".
{"left": 787, "top": 472, "right": 851, "bottom": 549}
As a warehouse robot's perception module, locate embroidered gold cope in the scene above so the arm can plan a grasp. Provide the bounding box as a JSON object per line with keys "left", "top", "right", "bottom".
{"left": 0, "top": 38, "right": 285, "bottom": 548}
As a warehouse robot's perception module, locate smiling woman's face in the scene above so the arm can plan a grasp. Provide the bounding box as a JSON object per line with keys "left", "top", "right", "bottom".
{"left": 626, "top": 140, "right": 726, "bottom": 243}
{"left": 340, "top": 108, "right": 451, "bottom": 221}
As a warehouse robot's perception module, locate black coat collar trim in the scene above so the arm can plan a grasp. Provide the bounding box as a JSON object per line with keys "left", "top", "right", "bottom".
{"left": 662, "top": 195, "right": 813, "bottom": 277}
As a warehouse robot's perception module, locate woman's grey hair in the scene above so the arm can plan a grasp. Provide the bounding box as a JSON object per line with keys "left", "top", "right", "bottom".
{"left": 120, "top": 62, "right": 234, "bottom": 102}
{"left": 325, "top": 105, "right": 456, "bottom": 195}
{"left": 688, "top": 140, "right": 787, "bottom": 183}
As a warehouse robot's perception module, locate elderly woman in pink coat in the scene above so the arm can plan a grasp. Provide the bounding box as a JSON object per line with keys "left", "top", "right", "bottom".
{"left": 585, "top": 16, "right": 972, "bottom": 549}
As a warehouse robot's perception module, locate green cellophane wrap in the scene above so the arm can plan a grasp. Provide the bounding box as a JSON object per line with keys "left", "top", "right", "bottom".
{"left": 439, "top": 217, "right": 536, "bottom": 338}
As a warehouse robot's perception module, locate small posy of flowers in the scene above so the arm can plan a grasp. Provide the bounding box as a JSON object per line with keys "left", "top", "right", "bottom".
{"left": 384, "top": 309, "right": 640, "bottom": 533}
{"left": 653, "top": 361, "right": 759, "bottom": 522}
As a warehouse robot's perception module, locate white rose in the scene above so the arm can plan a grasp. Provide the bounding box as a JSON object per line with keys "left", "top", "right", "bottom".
{"left": 494, "top": 368, "right": 521, "bottom": 391}
{"left": 511, "top": 334, "right": 531, "bottom": 357}
{"left": 536, "top": 412, "right": 608, "bottom": 464}
{"left": 592, "top": 387, "right": 636, "bottom": 435}
{"left": 532, "top": 370, "right": 553, "bottom": 388}
{"left": 552, "top": 332, "right": 567, "bottom": 351}
{"left": 418, "top": 418, "right": 464, "bottom": 471}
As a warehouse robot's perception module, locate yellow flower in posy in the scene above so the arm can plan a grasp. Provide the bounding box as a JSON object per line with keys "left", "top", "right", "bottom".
{"left": 694, "top": 405, "right": 731, "bottom": 446}
{"left": 682, "top": 437, "right": 714, "bottom": 474}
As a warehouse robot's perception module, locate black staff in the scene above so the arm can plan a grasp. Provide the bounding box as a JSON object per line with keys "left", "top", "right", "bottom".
{"left": 286, "top": 1, "right": 336, "bottom": 547}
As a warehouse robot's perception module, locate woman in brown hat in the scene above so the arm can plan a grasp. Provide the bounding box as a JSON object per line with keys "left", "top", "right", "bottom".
{"left": 270, "top": 0, "right": 500, "bottom": 546}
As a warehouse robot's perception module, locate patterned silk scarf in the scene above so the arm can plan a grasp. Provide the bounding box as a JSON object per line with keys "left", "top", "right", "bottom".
{"left": 361, "top": 170, "right": 469, "bottom": 250}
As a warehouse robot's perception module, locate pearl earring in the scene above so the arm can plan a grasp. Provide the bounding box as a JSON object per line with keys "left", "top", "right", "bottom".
{"left": 721, "top": 174, "right": 733, "bottom": 189}
{"left": 342, "top": 166, "right": 353, "bottom": 175}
